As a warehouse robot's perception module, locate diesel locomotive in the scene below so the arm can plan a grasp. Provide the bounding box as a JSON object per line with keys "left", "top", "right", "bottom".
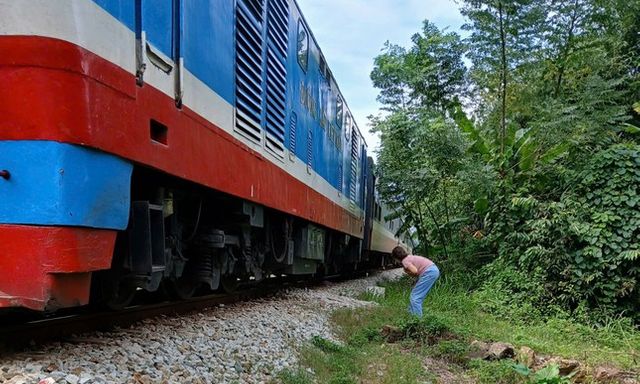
{"left": 0, "top": 0, "right": 405, "bottom": 312}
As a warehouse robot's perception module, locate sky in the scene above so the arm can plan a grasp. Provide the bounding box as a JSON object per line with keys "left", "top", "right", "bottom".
{"left": 295, "top": 0, "right": 466, "bottom": 153}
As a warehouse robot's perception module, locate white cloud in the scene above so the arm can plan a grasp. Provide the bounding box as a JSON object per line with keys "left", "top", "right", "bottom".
{"left": 296, "top": 0, "right": 465, "bottom": 153}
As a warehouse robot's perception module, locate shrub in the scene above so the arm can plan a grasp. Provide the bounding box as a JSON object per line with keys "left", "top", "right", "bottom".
{"left": 479, "top": 143, "right": 640, "bottom": 321}
{"left": 562, "top": 144, "right": 640, "bottom": 316}
{"left": 398, "top": 314, "right": 452, "bottom": 343}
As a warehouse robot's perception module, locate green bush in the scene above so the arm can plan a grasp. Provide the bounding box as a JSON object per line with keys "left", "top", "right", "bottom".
{"left": 562, "top": 144, "right": 640, "bottom": 316}
{"left": 478, "top": 144, "right": 640, "bottom": 321}
{"left": 472, "top": 261, "right": 548, "bottom": 323}
{"left": 398, "top": 313, "right": 452, "bottom": 342}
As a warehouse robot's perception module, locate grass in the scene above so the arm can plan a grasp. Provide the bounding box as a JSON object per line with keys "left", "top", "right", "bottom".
{"left": 276, "top": 336, "right": 429, "bottom": 384}
{"left": 421, "top": 274, "right": 640, "bottom": 370}
{"left": 276, "top": 273, "right": 640, "bottom": 383}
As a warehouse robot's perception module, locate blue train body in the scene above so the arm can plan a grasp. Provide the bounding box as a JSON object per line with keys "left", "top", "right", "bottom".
{"left": 92, "top": 0, "right": 367, "bottom": 209}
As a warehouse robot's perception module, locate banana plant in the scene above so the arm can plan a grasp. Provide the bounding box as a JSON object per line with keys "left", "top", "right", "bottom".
{"left": 452, "top": 104, "right": 569, "bottom": 175}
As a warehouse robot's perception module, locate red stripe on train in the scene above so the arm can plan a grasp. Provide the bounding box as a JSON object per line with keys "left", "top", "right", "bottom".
{"left": 0, "top": 36, "right": 363, "bottom": 237}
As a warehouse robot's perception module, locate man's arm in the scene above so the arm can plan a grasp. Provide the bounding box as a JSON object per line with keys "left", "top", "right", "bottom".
{"left": 404, "top": 262, "right": 419, "bottom": 276}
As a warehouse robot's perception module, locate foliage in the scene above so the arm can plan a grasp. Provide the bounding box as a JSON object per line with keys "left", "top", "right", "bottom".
{"left": 562, "top": 144, "right": 640, "bottom": 314}
{"left": 289, "top": 276, "right": 640, "bottom": 383}
{"left": 432, "top": 339, "right": 470, "bottom": 364}
{"left": 398, "top": 313, "right": 452, "bottom": 340}
{"left": 311, "top": 335, "right": 344, "bottom": 353}
{"left": 513, "top": 363, "right": 574, "bottom": 384}
{"left": 371, "top": 20, "right": 467, "bottom": 112}
{"left": 371, "top": 0, "right": 640, "bottom": 319}
{"left": 345, "top": 277, "right": 640, "bottom": 369}
{"left": 275, "top": 369, "right": 313, "bottom": 384}
{"left": 370, "top": 22, "right": 489, "bottom": 259}
{"left": 472, "top": 261, "right": 550, "bottom": 323}
{"left": 469, "top": 359, "right": 525, "bottom": 384}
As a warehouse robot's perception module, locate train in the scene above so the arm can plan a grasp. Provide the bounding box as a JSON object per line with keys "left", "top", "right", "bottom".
{"left": 0, "top": 0, "right": 407, "bottom": 312}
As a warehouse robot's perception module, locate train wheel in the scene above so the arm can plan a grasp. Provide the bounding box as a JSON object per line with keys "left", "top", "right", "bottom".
{"left": 220, "top": 275, "right": 239, "bottom": 293}
{"left": 166, "top": 277, "right": 200, "bottom": 300}
{"left": 103, "top": 279, "right": 136, "bottom": 310}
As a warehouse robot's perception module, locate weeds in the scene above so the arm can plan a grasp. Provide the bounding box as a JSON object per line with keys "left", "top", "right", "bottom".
{"left": 280, "top": 275, "right": 640, "bottom": 383}
{"left": 432, "top": 339, "right": 470, "bottom": 364}
{"left": 311, "top": 335, "right": 343, "bottom": 353}
{"left": 276, "top": 369, "right": 313, "bottom": 384}
{"left": 468, "top": 359, "right": 525, "bottom": 383}
{"left": 398, "top": 314, "right": 453, "bottom": 342}
{"left": 513, "top": 363, "right": 574, "bottom": 384}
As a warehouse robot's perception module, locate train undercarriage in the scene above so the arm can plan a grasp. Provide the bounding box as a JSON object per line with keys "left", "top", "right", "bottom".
{"left": 93, "top": 167, "right": 368, "bottom": 310}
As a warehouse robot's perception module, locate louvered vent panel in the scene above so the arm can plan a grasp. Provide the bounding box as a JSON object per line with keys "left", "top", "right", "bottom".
{"left": 307, "top": 129, "right": 313, "bottom": 168}
{"left": 349, "top": 130, "right": 359, "bottom": 201}
{"left": 338, "top": 163, "right": 343, "bottom": 193}
{"left": 235, "top": 0, "right": 265, "bottom": 143}
{"left": 264, "top": 0, "right": 289, "bottom": 158}
{"left": 289, "top": 112, "right": 297, "bottom": 153}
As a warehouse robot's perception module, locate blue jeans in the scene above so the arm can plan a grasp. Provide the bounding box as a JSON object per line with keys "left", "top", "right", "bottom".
{"left": 409, "top": 265, "right": 440, "bottom": 317}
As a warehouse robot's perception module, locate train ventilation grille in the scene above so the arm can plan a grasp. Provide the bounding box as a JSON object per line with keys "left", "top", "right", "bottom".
{"left": 349, "top": 129, "right": 359, "bottom": 202}
{"left": 338, "top": 163, "right": 343, "bottom": 194}
{"left": 235, "top": 0, "right": 265, "bottom": 144}
{"left": 288, "top": 112, "right": 297, "bottom": 155}
{"left": 264, "top": 0, "right": 289, "bottom": 159}
{"left": 307, "top": 129, "right": 313, "bottom": 170}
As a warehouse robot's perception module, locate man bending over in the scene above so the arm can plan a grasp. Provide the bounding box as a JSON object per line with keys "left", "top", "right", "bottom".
{"left": 391, "top": 246, "right": 440, "bottom": 317}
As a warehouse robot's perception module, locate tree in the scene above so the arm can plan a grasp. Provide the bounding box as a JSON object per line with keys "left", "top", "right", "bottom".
{"left": 460, "top": 0, "right": 547, "bottom": 165}
{"left": 371, "top": 21, "right": 467, "bottom": 114}
{"left": 372, "top": 1, "right": 640, "bottom": 318}
{"left": 370, "top": 22, "right": 469, "bottom": 258}
{"left": 372, "top": 110, "right": 470, "bottom": 258}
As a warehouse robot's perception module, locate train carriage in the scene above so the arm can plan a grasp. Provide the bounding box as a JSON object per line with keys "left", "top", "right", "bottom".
{"left": 0, "top": 0, "right": 401, "bottom": 312}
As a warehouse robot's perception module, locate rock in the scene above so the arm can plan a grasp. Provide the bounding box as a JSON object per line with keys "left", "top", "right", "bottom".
{"left": 380, "top": 325, "right": 404, "bottom": 343}
{"left": 546, "top": 357, "right": 580, "bottom": 376}
{"left": 467, "top": 340, "right": 490, "bottom": 359}
{"left": 517, "top": 346, "right": 535, "bottom": 368}
{"left": 0, "top": 269, "right": 405, "bottom": 384}
{"left": 487, "top": 342, "right": 515, "bottom": 360}
{"left": 65, "top": 374, "right": 79, "bottom": 384}
{"left": 468, "top": 341, "right": 514, "bottom": 360}
{"left": 49, "top": 371, "right": 65, "bottom": 380}
{"left": 79, "top": 373, "right": 92, "bottom": 384}
{"left": 594, "top": 366, "right": 622, "bottom": 382}
{"left": 5, "top": 376, "right": 28, "bottom": 384}
{"left": 38, "top": 379, "right": 56, "bottom": 384}
{"left": 366, "top": 286, "right": 385, "bottom": 298}
{"left": 132, "top": 373, "right": 152, "bottom": 384}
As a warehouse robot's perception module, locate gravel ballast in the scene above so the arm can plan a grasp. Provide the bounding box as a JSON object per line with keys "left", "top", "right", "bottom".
{"left": 1, "top": 269, "right": 403, "bottom": 384}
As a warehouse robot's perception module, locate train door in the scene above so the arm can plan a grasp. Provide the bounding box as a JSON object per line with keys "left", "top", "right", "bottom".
{"left": 135, "top": 0, "right": 184, "bottom": 106}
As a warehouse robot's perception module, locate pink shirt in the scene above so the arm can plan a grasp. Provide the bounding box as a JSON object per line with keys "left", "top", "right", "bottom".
{"left": 402, "top": 255, "right": 434, "bottom": 275}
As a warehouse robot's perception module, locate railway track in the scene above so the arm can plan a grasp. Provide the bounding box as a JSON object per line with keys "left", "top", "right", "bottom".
{"left": 0, "top": 271, "right": 370, "bottom": 349}
{"left": 0, "top": 289, "right": 269, "bottom": 349}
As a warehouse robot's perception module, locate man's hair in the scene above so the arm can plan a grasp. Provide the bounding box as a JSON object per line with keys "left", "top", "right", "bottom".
{"left": 391, "top": 246, "right": 408, "bottom": 260}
